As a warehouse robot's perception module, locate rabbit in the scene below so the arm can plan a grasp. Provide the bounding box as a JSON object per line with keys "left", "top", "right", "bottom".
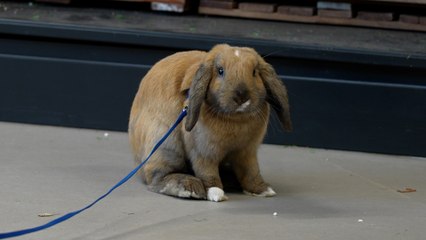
{"left": 129, "top": 44, "right": 291, "bottom": 202}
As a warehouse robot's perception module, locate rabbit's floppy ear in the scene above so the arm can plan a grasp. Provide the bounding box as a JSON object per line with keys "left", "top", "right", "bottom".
{"left": 185, "top": 62, "right": 212, "bottom": 131}
{"left": 259, "top": 60, "right": 292, "bottom": 132}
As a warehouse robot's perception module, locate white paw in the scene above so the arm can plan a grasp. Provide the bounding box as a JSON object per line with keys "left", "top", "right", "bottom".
{"left": 207, "top": 187, "right": 228, "bottom": 202}
{"left": 244, "top": 187, "right": 277, "bottom": 197}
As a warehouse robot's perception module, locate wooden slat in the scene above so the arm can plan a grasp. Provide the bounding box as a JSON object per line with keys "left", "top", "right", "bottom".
{"left": 151, "top": 2, "right": 185, "bottom": 12}
{"left": 357, "top": 11, "right": 394, "bottom": 21}
{"left": 364, "top": 0, "right": 426, "bottom": 4}
{"left": 238, "top": 3, "right": 277, "bottom": 13}
{"left": 112, "top": 0, "right": 193, "bottom": 12}
{"left": 35, "top": 0, "right": 71, "bottom": 4}
{"left": 317, "top": 1, "right": 352, "bottom": 10}
{"left": 277, "top": 6, "right": 315, "bottom": 16}
{"left": 113, "top": 0, "right": 186, "bottom": 3}
{"left": 400, "top": 14, "right": 420, "bottom": 24}
{"left": 199, "top": 7, "right": 426, "bottom": 32}
{"left": 318, "top": 9, "right": 353, "bottom": 18}
{"left": 200, "top": 0, "right": 237, "bottom": 9}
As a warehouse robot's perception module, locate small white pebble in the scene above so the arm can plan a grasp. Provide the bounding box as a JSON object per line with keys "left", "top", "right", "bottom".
{"left": 273, "top": 212, "right": 278, "bottom": 216}
{"left": 358, "top": 219, "right": 364, "bottom": 223}
{"left": 104, "top": 132, "right": 109, "bottom": 138}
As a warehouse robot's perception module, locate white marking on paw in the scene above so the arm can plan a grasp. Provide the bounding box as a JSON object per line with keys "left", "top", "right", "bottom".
{"left": 244, "top": 187, "right": 277, "bottom": 197}
{"left": 236, "top": 100, "right": 251, "bottom": 112}
{"left": 160, "top": 183, "right": 192, "bottom": 198}
{"left": 177, "top": 190, "right": 192, "bottom": 198}
{"left": 262, "top": 187, "right": 277, "bottom": 197}
{"left": 207, "top": 187, "right": 228, "bottom": 202}
{"left": 190, "top": 191, "right": 202, "bottom": 199}
{"left": 159, "top": 183, "right": 173, "bottom": 194}
{"left": 234, "top": 49, "right": 240, "bottom": 57}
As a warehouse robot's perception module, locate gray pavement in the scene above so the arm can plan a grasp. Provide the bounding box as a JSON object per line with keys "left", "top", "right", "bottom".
{"left": 0, "top": 121, "right": 425, "bottom": 240}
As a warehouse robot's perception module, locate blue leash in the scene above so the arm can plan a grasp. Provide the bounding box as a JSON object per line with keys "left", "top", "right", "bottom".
{"left": 0, "top": 107, "right": 188, "bottom": 239}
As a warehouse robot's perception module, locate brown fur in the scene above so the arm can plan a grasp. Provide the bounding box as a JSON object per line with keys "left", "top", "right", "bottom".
{"left": 129, "top": 44, "right": 291, "bottom": 201}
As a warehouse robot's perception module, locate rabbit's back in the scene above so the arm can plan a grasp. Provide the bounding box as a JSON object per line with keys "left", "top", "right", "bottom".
{"left": 129, "top": 50, "right": 205, "bottom": 160}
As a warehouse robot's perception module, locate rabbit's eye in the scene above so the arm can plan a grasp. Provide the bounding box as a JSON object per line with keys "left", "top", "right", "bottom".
{"left": 218, "top": 67, "right": 224, "bottom": 77}
{"left": 253, "top": 69, "right": 256, "bottom": 76}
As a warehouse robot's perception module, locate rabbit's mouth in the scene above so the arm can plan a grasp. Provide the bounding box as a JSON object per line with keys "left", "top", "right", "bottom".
{"left": 214, "top": 101, "right": 257, "bottom": 115}
{"left": 235, "top": 100, "right": 251, "bottom": 112}
{"left": 206, "top": 91, "right": 260, "bottom": 115}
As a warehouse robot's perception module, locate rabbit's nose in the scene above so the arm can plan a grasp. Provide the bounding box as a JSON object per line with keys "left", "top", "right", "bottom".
{"left": 233, "top": 85, "right": 250, "bottom": 105}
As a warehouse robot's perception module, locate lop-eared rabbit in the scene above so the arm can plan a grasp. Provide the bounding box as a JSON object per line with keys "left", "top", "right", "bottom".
{"left": 129, "top": 44, "right": 291, "bottom": 202}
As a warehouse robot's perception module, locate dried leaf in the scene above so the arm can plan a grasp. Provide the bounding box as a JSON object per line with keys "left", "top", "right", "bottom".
{"left": 397, "top": 187, "right": 417, "bottom": 193}
{"left": 38, "top": 213, "right": 59, "bottom": 218}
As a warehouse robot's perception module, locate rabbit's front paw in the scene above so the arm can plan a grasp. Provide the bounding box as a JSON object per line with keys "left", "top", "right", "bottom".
{"left": 155, "top": 174, "right": 207, "bottom": 199}
{"left": 207, "top": 187, "right": 228, "bottom": 202}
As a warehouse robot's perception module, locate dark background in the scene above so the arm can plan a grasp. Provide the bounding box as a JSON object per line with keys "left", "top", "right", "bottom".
{"left": 1, "top": 1, "right": 425, "bottom": 157}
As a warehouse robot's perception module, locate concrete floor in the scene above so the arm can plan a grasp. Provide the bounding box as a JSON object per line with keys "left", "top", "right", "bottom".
{"left": 0, "top": 122, "right": 425, "bottom": 240}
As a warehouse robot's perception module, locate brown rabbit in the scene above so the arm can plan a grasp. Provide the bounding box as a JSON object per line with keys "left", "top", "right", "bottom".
{"left": 129, "top": 44, "right": 291, "bottom": 202}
